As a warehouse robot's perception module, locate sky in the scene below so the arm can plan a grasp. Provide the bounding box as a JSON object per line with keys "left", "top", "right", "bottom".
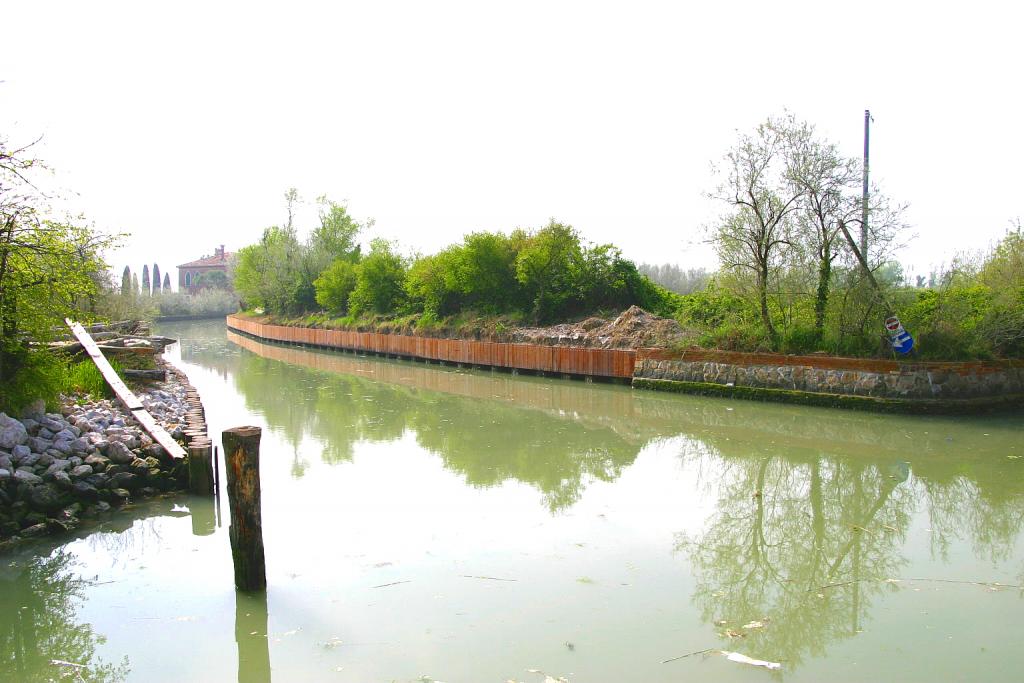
{"left": 2, "top": 1, "right": 1021, "bottom": 291}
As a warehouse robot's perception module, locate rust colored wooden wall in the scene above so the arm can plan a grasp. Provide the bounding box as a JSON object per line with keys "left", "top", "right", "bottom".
{"left": 226, "top": 315, "right": 636, "bottom": 379}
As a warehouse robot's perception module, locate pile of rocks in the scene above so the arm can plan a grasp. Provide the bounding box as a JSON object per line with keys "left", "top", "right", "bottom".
{"left": 0, "top": 368, "right": 192, "bottom": 546}
{"left": 510, "top": 306, "right": 694, "bottom": 349}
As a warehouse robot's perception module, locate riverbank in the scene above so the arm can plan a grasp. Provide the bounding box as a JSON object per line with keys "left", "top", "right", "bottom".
{"left": 228, "top": 314, "right": 1024, "bottom": 413}
{"left": 0, "top": 356, "right": 193, "bottom": 550}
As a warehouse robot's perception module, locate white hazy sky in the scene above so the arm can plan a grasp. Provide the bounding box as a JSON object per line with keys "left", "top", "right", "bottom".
{"left": 2, "top": 1, "right": 1021, "bottom": 290}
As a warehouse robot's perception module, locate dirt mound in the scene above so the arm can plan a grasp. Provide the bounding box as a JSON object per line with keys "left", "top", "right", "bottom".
{"left": 509, "top": 306, "right": 691, "bottom": 349}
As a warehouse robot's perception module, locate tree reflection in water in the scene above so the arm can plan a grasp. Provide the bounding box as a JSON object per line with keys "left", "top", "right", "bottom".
{"left": 0, "top": 550, "right": 129, "bottom": 682}
{"left": 226, "top": 340, "right": 642, "bottom": 511}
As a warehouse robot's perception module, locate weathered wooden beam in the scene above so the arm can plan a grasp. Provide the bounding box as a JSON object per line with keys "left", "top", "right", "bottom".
{"left": 65, "top": 318, "right": 186, "bottom": 459}
{"left": 222, "top": 426, "right": 266, "bottom": 591}
{"left": 129, "top": 409, "right": 187, "bottom": 460}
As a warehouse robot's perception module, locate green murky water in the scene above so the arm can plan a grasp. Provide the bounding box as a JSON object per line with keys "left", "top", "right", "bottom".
{"left": 2, "top": 319, "right": 1022, "bottom": 682}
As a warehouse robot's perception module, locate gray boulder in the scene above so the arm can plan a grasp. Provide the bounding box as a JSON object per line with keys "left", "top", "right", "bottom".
{"left": 28, "top": 483, "right": 65, "bottom": 511}
{"left": 72, "top": 481, "right": 100, "bottom": 502}
{"left": 84, "top": 473, "right": 109, "bottom": 489}
{"left": 0, "top": 413, "right": 28, "bottom": 449}
{"left": 36, "top": 453, "right": 56, "bottom": 468}
{"left": 11, "top": 444, "right": 31, "bottom": 462}
{"left": 0, "top": 469, "right": 11, "bottom": 482}
{"left": 19, "top": 451, "right": 41, "bottom": 468}
{"left": 40, "top": 416, "right": 64, "bottom": 432}
{"left": 50, "top": 440, "right": 73, "bottom": 455}
{"left": 106, "top": 441, "right": 134, "bottom": 465}
{"left": 70, "top": 465, "right": 93, "bottom": 479}
{"left": 51, "top": 471, "right": 73, "bottom": 490}
{"left": 84, "top": 454, "right": 109, "bottom": 470}
{"left": 0, "top": 453, "right": 12, "bottom": 472}
{"left": 27, "top": 437, "right": 51, "bottom": 454}
{"left": 54, "top": 429, "right": 76, "bottom": 442}
{"left": 109, "top": 472, "right": 139, "bottom": 490}
{"left": 14, "top": 468, "right": 43, "bottom": 485}
{"left": 44, "top": 459, "right": 71, "bottom": 476}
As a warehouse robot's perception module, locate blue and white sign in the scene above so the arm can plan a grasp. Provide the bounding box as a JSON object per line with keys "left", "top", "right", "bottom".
{"left": 885, "top": 316, "right": 915, "bottom": 355}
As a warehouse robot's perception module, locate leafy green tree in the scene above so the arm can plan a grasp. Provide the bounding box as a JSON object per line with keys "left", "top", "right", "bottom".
{"left": 310, "top": 196, "right": 364, "bottom": 264}
{"left": 231, "top": 225, "right": 305, "bottom": 314}
{"left": 348, "top": 239, "right": 408, "bottom": 316}
{"left": 298, "top": 197, "right": 368, "bottom": 312}
{"left": 0, "top": 136, "right": 117, "bottom": 409}
{"left": 977, "top": 223, "right": 1024, "bottom": 354}
{"left": 515, "top": 220, "right": 583, "bottom": 322}
{"left": 457, "top": 231, "right": 522, "bottom": 312}
{"left": 314, "top": 259, "right": 358, "bottom": 314}
{"left": 709, "top": 114, "right": 806, "bottom": 346}
{"left": 405, "top": 248, "right": 461, "bottom": 317}
{"left": 785, "top": 123, "right": 859, "bottom": 338}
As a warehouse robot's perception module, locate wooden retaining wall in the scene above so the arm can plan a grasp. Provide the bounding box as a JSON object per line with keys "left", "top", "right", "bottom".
{"left": 226, "top": 315, "right": 636, "bottom": 379}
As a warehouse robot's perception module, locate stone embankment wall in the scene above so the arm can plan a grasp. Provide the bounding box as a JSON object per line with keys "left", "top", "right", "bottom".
{"left": 634, "top": 349, "right": 1024, "bottom": 401}
{"left": 0, "top": 360, "right": 194, "bottom": 548}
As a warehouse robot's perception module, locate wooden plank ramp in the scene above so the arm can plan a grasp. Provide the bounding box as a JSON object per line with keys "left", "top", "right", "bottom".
{"left": 65, "top": 318, "right": 187, "bottom": 460}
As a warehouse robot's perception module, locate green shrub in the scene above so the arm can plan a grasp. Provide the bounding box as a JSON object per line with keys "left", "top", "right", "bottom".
{"left": 158, "top": 289, "right": 239, "bottom": 317}
{"left": 314, "top": 259, "right": 358, "bottom": 315}
{"left": 0, "top": 348, "right": 69, "bottom": 413}
{"left": 899, "top": 285, "right": 994, "bottom": 360}
{"left": 780, "top": 325, "right": 822, "bottom": 355}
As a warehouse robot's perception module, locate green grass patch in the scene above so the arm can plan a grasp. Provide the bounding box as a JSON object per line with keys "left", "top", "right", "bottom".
{"left": 64, "top": 358, "right": 124, "bottom": 399}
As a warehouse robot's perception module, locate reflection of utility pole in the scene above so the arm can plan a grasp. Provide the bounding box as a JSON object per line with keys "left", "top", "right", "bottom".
{"left": 852, "top": 474, "right": 862, "bottom": 635}
{"left": 861, "top": 110, "right": 872, "bottom": 261}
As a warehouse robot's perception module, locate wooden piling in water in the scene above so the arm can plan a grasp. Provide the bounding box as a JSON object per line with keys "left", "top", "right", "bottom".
{"left": 188, "top": 443, "right": 214, "bottom": 495}
{"left": 222, "top": 426, "right": 266, "bottom": 591}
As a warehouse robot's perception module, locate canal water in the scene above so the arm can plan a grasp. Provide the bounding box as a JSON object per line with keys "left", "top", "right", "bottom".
{"left": 2, "top": 318, "right": 1022, "bottom": 682}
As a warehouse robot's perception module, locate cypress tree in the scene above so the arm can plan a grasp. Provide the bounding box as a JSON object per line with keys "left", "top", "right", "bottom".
{"left": 163, "top": 272, "right": 171, "bottom": 292}
{"left": 121, "top": 266, "right": 131, "bottom": 297}
{"left": 142, "top": 264, "right": 151, "bottom": 295}
{"left": 153, "top": 264, "right": 162, "bottom": 295}
{"left": 132, "top": 273, "right": 140, "bottom": 295}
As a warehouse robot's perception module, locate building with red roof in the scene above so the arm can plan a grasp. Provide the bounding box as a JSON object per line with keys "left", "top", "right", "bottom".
{"left": 177, "top": 245, "right": 233, "bottom": 294}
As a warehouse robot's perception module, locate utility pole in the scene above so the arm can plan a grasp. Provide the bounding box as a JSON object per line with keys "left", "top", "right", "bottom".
{"left": 861, "top": 109, "right": 871, "bottom": 261}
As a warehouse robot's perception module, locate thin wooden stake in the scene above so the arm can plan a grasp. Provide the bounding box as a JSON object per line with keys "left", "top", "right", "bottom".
{"left": 222, "top": 426, "right": 266, "bottom": 591}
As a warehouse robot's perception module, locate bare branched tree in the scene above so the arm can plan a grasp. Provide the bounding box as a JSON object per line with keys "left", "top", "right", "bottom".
{"left": 709, "top": 113, "right": 807, "bottom": 344}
